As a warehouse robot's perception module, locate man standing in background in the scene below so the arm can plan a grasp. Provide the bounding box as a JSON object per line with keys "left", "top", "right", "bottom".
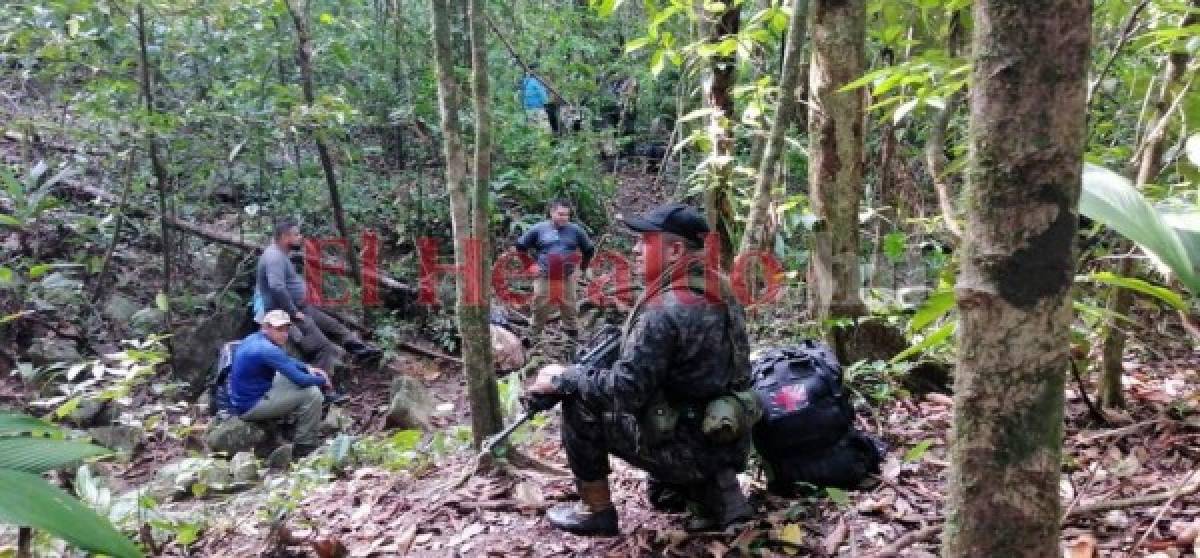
{"left": 514, "top": 199, "right": 595, "bottom": 343}
{"left": 520, "top": 64, "right": 554, "bottom": 133}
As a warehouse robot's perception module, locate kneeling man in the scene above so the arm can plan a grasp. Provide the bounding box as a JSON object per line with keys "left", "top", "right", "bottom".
{"left": 229, "top": 310, "right": 331, "bottom": 457}
{"left": 526, "top": 203, "right": 756, "bottom": 535}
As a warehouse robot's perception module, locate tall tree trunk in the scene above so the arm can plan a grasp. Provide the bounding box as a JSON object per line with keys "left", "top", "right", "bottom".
{"left": 285, "top": 0, "right": 361, "bottom": 284}
{"left": 741, "top": 0, "right": 809, "bottom": 255}
{"left": 135, "top": 3, "right": 175, "bottom": 361}
{"left": 431, "top": 0, "right": 502, "bottom": 449}
{"left": 926, "top": 91, "right": 964, "bottom": 240}
{"left": 942, "top": 0, "right": 1090, "bottom": 555}
{"left": 702, "top": 4, "right": 740, "bottom": 263}
{"left": 806, "top": 0, "right": 866, "bottom": 320}
{"left": 1099, "top": 1, "right": 1198, "bottom": 409}
{"left": 466, "top": 0, "right": 504, "bottom": 445}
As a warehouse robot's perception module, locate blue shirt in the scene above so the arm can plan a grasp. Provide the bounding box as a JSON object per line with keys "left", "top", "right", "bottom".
{"left": 228, "top": 331, "right": 324, "bottom": 414}
{"left": 521, "top": 76, "right": 549, "bottom": 109}
{"left": 515, "top": 220, "right": 595, "bottom": 276}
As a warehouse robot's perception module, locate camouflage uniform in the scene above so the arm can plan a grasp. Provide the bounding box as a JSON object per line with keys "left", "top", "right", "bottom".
{"left": 555, "top": 266, "right": 753, "bottom": 486}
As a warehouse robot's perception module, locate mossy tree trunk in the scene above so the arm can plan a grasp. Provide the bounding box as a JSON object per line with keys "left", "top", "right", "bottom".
{"left": 702, "top": 3, "right": 740, "bottom": 263}
{"left": 741, "top": 0, "right": 809, "bottom": 255}
{"left": 1099, "top": 0, "right": 1198, "bottom": 409}
{"left": 943, "top": 1, "right": 1090, "bottom": 556}
{"left": 135, "top": 3, "right": 175, "bottom": 362}
{"left": 807, "top": 0, "right": 867, "bottom": 320}
{"left": 465, "top": 0, "right": 504, "bottom": 446}
{"left": 430, "top": 0, "right": 502, "bottom": 449}
{"left": 285, "top": 0, "right": 360, "bottom": 284}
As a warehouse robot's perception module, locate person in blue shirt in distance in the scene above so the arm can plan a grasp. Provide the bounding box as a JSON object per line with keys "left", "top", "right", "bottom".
{"left": 521, "top": 64, "right": 552, "bottom": 133}
{"left": 229, "top": 310, "right": 330, "bottom": 457}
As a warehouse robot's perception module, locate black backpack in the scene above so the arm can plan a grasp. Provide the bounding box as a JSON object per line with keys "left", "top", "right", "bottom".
{"left": 205, "top": 341, "right": 240, "bottom": 416}
{"left": 752, "top": 341, "right": 854, "bottom": 456}
{"left": 751, "top": 341, "right": 885, "bottom": 492}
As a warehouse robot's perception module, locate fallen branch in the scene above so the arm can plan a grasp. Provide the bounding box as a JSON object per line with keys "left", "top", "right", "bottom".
{"left": 1069, "top": 358, "right": 1108, "bottom": 426}
{"left": 446, "top": 498, "right": 549, "bottom": 511}
{"left": 1077, "top": 418, "right": 1172, "bottom": 444}
{"left": 396, "top": 341, "right": 461, "bottom": 365}
{"left": 483, "top": 13, "right": 570, "bottom": 105}
{"left": 864, "top": 524, "right": 941, "bottom": 558}
{"left": 861, "top": 473, "right": 1200, "bottom": 557}
{"left": 320, "top": 306, "right": 461, "bottom": 364}
{"left": 1, "top": 130, "right": 111, "bottom": 157}
{"left": 822, "top": 516, "right": 848, "bottom": 556}
{"left": 162, "top": 216, "right": 416, "bottom": 296}
{"left": 1130, "top": 469, "right": 1200, "bottom": 556}
{"left": 1071, "top": 472, "right": 1200, "bottom": 516}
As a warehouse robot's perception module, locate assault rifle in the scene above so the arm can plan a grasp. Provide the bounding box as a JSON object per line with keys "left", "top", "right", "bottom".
{"left": 481, "top": 325, "right": 623, "bottom": 455}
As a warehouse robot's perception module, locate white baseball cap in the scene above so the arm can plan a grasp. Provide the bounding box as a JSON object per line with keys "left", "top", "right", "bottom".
{"left": 262, "top": 310, "right": 292, "bottom": 327}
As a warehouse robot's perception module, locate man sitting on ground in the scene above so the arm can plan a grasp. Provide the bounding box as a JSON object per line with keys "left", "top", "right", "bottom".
{"left": 255, "top": 220, "right": 382, "bottom": 381}
{"left": 229, "top": 310, "right": 330, "bottom": 458}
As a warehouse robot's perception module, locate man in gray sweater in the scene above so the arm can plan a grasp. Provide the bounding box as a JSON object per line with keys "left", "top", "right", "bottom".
{"left": 514, "top": 199, "right": 595, "bottom": 342}
{"left": 255, "top": 221, "right": 382, "bottom": 379}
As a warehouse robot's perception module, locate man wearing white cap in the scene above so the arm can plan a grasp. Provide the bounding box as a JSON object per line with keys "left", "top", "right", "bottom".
{"left": 228, "top": 310, "right": 330, "bottom": 456}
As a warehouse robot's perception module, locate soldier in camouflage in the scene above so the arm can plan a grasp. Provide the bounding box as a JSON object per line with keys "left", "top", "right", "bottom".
{"left": 527, "top": 203, "right": 756, "bottom": 536}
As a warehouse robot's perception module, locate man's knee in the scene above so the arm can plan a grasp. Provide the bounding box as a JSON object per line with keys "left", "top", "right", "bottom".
{"left": 301, "top": 386, "right": 323, "bottom": 407}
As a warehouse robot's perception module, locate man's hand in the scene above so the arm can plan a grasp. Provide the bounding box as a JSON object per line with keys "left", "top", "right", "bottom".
{"left": 310, "top": 367, "right": 331, "bottom": 387}
{"left": 528, "top": 363, "right": 566, "bottom": 395}
{"left": 294, "top": 312, "right": 307, "bottom": 322}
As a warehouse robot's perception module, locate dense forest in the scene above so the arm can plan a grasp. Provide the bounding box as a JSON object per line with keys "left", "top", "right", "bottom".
{"left": 1, "top": 0, "right": 1199, "bottom": 556}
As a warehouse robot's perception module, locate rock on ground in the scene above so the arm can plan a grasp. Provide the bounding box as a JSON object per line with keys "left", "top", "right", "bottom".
{"left": 386, "top": 376, "right": 434, "bottom": 431}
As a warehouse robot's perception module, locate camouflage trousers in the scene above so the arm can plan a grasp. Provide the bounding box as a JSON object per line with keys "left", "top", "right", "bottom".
{"left": 560, "top": 396, "right": 751, "bottom": 485}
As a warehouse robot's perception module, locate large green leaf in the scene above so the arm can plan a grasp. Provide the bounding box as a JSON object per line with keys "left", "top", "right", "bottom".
{"left": 0, "top": 437, "right": 110, "bottom": 473}
{"left": 0, "top": 469, "right": 142, "bottom": 558}
{"left": 908, "top": 288, "right": 955, "bottom": 333}
{"left": 1080, "top": 271, "right": 1188, "bottom": 311}
{"left": 0, "top": 411, "right": 60, "bottom": 436}
{"left": 891, "top": 321, "right": 957, "bottom": 363}
{"left": 1079, "top": 163, "right": 1200, "bottom": 294}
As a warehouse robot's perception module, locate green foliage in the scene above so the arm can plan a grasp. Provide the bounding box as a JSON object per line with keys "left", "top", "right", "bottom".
{"left": 0, "top": 437, "right": 110, "bottom": 474}
{"left": 1081, "top": 271, "right": 1188, "bottom": 311}
{"left": 891, "top": 320, "right": 955, "bottom": 363}
{"left": 30, "top": 336, "right": 170, "bottom": 421}
{"left": 844, "top": 359, "right": 905, "bottom": 404}
{"left": 903, "top": 439, "right": 934, "bottom": 463}
{"left": 0, "top": 470, "right": 142, "bottom": 558}
{"left": 1080, "top": 163, "right": 1200, "bottom": 296}
{"left": 0, "top": 411, "right": 141, "bottom": 557}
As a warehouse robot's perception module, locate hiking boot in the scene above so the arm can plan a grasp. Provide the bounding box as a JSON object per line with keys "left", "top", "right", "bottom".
{"left": 546, "top": 479, "right": 619, "bottom": 536}
{"left": 346, "top": 341, "right": 383, "bottom": 363}
{"left": 683, "top": 470, "right": 753, "bottom": 532}
{"left": 323, "top": 391, "right": 349, "bottom": 405}
{"left": 646, "top": 477, "right": 688, "bottom": 512}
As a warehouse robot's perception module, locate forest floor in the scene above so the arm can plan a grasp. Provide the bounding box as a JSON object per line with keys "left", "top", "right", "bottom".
{"left": 2, "top": 140, "right": 1199, "bottom": 557}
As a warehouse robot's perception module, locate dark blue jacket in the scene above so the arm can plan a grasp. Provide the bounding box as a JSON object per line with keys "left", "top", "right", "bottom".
{"left": 515, "top": 220, "right": 595, "bottom": 276}
{"left": 228, "top": 331, "right": 324, "bottom": 414}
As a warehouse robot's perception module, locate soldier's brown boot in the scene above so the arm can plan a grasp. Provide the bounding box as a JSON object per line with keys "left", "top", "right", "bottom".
{"left": 546, "top": 479, "right": 619, "bottom": 536}
{"left": 684, "top": 470, "right": 753, "bottom": 532}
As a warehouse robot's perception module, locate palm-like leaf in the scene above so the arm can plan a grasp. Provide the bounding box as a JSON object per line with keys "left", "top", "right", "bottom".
{"left": 0, "top": 436, "right": 111, "bottom": 473}
{"left": 0, "top": 469, "right": 142, "bottom": 558}
{"left": 1080, "top": 163, "right": 1200, "bottom": 295}
{"left": 0, "top": 411, "right": 59, "bottom": 436}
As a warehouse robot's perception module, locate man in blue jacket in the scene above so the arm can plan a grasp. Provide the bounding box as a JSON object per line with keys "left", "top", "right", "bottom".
{"left": 521, "top": 65, "right": 552, "bottom": 133}
{"left": 229, "top": 310, "right": 330, "bottom": 457}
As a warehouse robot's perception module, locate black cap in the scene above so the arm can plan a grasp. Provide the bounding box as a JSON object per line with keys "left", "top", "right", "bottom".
{"left": 620, "top": 203, "right": 710, "bottom": 246}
